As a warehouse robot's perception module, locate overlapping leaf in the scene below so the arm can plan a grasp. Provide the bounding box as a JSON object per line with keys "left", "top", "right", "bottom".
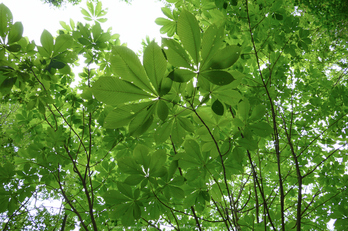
{"left": 143, "top": 41, "right": 167, "bottom": 91}
{"left": 177, "top": 10, "right": 201, "bottom": 65}
{"left": 92, "top": 76, "right": 154, "bottom": 105}
{"left": 110, "top": 46, "right": 155, "bottom": 94}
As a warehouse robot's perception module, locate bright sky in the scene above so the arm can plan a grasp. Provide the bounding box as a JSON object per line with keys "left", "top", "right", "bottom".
{"left": 1, "top": 0, "right": 165, "bottom": 52}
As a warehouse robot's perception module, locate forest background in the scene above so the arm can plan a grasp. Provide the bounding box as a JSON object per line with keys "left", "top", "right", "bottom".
{"left": 0, "top": 0, "right": 347, "bottom": 230}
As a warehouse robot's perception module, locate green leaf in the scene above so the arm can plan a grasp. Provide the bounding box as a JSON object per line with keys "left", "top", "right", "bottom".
{"left": 69, "top": 19, "right": 75, "bottom": 30}
{"left": 133, "top": 202, "right": 141, "bottom": 219}
{"left": 184, "top": 139, "right": 203, "bottom": 163}
{"left": 238, "top": 100, "right": 250, "bottom": 122}
{"left": 133, "top": 144, "right": 150, "bottom": 169}
{"left": 54, "top": 34, "right": 73, "bottom": 55}
{"left": 150, "top": 150, "right": 167, "bottom": 170}
{"left": 302, "top": 38, "right": 312, "bottom": 45}
{"left": 168, "top": 69, "right": 196, "bottom": 83}
{"left": 159, "top": 77, "right": 172, "bottom": 97}
{"left": 110, "top": 46, "right": 155, "bottom": 94}
{"left": 103, "top": 190, "right": 129, "bottom": 205}
{"left": 124, "top": 175, "right": 144, "bottom": 186}
{"left": 177, "top": 10, "right": 201, "bottom": 65}
{"left": 92, "top": 76, "right": 153, "bottom": 105}
{"left": 81, "top": 8, "right": 91, "bottom": 18}
{"left": 212, "top": 99, "right": 224, "bottom": 115}
{"left": 6, "top": 44, "right": 21, "bottom": 52}
{"left": 104, "top": 102, "right": 153, "bottom": 129}
{"left": 49, "top": 61, "right": 65, "bottom": 69}
{"left": 8, "top": 22, "right": 23, "bottom": 44}
{"left": 117, "top": 182, "right": 133, "bottom": 198}
{"left": 157, "top": 100, "right": 169, "bottom": 121}
{"left": 40, "top": 30, "right": 54, "bottom": 57}
{"left": 161, "top": 7, "right": 173, "bottom": 19}
{"left": 0, "top": 3, "right": 13, "bottom": 39}
{"left": 38, "top": 100, "right": 45, "bottom": 115}
{"left": 299, "top": 28, "right": 310, "bottom": 38}
{"left": 118, "top": 157, "right": 143, "bottom": 175}
{"left": 214, "top": 89, "right": 242, "bottom": 106}
{"left": 249, "top": 104, "right": 266, "bottom": 121}
{"left": 199, "top": 70, "right": 235, "bottom": 85}
{"left": 87, "top": 1, "right": 95, "bottom": 15}
{"left": 149, "top": 150, "right": 167, "bottom": 177}
{"left": 274, "top": 13, "right": 283, "bottom": 20}
{"left": 95, "top": 1, "right": 102, "bottom": 16}
{"left": 238, "top": 137, "right": 258, "bottom": 151}
{"left": 177, "top": 116, "right": 194, "bottom": 133}
{"left": 169, "top": 185, "right": 185, "bottom": 199}
{"left": 202, "top": 45, "right": 242, "bottom": 70}
{"left": 171, "top": 119, "right": 186, "bottom": 146}
{"left": 162, "top": 38, "right": 192, "bottom": 68}
{"left": 122, "top": 206, "right": 135, "bottom": 227}
{"left": 59, "top": 21, "right": 71, "bottom": 31}
{"left": 201, "top": 25, "right": 224, "bottom": 69}
{"left": 129, "top": 111, "right": 154, "bottom": 137}
{"left": 249, "top": 122, "right": 273, "bottom": 137}
{"left": 166, "top": 161, "right": 178, "bottom": 181}
{"left": 154, "top": 120, "right": 173, "bottom": 144}
{"left": 143, "top": 41, "right": 167, "bottom": 91}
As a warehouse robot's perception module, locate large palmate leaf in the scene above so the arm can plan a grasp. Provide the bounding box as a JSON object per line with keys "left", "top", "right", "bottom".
{"left": 199, "top": 70, "right": 235, "bottom": 85}
{"left": 143, "top": 41, "right": 167, "bottom": 92}
{"left": 92, "top": 76, "right": 154, "bottom": 105}
{"left": 200, "top": 25, "right": 224, "bottom": 68}
{"left": 128, "top": 108, "right": 155, "bottom": 137}
{"left": 168, "top": 69, "right": 196, "bottom": 82}
{"left": 110, "top": 46, "right": 155, "bottom": 94}
{"left": 53, "top": 34, "right": 73, "bottom": 55}
{"left": 162, "top": 38, "right": 192, "bottom": 68}
{"left": 40, "top": 29, "right": 54, "bottom": 57}
{"left": 0, "top": 3, "right": 13, "bottom": 39}
{"left": 201, "top": 45, "right": 242, "bottom": 71}
{"left": 103, "top": 102, "right": 153, "bottom": 129}
{"left": 7, "top": 22, "right": 23, "bottom": 44}
{"left": 177, "top": 10, "right": 201, "bottom": 65}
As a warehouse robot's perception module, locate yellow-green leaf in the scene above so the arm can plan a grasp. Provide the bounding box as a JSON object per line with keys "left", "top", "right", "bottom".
{"left": 92, "top": 76, "right": 153, "bottom": 105}
{"left": 177, "top": 10, "right": 201, "bottom": 65}
{"left": 110, "top": 46, "right": 155, "bottom": 94}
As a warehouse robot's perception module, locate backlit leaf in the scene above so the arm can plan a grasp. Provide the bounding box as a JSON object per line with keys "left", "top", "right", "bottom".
{"left": 54, "top": 34, "right": 73, "bottom": 55}
{"left": 110, "top": 46, "right": 155, "bottom": 94}
{"left": 202, "top": 45, "right": 242, "bottom": 70}
{"left": 157, "top": 100, "right": 169, "bottom": 121}
{"left": 8, "top": 22, "right": 23, "bottom": 44}
{"left": 104, "top": 102, "right": 153, "bottom": 129}
{"left": 143, "top": 41, "right": 166, "bottom": 91}
{"left": 162, "top": 38, "right": 192, "bottom": 68}
{"left": 177, "top": 10, "right": 201, "bottom": 65}
{"left": 92, "top": 77, "right": 153, "bottom": 105}
{"left": 168, "top": 69, "right": 196, "bottom": 83}
{"left": 212, "top": 99, "right": 224, "bottom": 115}
{"left": 40, "top": 29, "right": 54, "bottom": 57}
{"left": 0, "top": 4, "right": 13, "bottom": 38}
{"left": 201, "top": 25, "right": 224, "bottom": 68}
{"left": 199, "top": 70, "right": 235, "bottom": 85}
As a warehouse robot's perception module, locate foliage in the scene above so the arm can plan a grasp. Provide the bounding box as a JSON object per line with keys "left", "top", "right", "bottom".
{"left": 1, "top": 0, "right": 347, "bottom": 230}
{"left": 295, "top": 0, "right": 348, "bottom": 39}
{"left": 41, "top": 0, "right": 132, "bottom": 8}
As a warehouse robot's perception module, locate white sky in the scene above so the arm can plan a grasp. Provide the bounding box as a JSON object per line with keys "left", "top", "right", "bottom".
{"left": 1, "top": 0, "right": 165, "bottom": 52}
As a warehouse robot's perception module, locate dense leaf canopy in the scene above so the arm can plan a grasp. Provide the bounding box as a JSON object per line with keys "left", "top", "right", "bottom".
{"left": 0, "top": 0, "right": 347, "bottom": 230}
{"left": 41, "top": 0, "right": 132, "bottom": 7}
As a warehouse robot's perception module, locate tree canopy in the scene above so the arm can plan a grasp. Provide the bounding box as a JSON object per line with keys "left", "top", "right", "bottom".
{"left": 0, "top": 0, "right": 347, "bottom": 230}
{"left": 41, "top": 0, "right": 132, "bottom": 7}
